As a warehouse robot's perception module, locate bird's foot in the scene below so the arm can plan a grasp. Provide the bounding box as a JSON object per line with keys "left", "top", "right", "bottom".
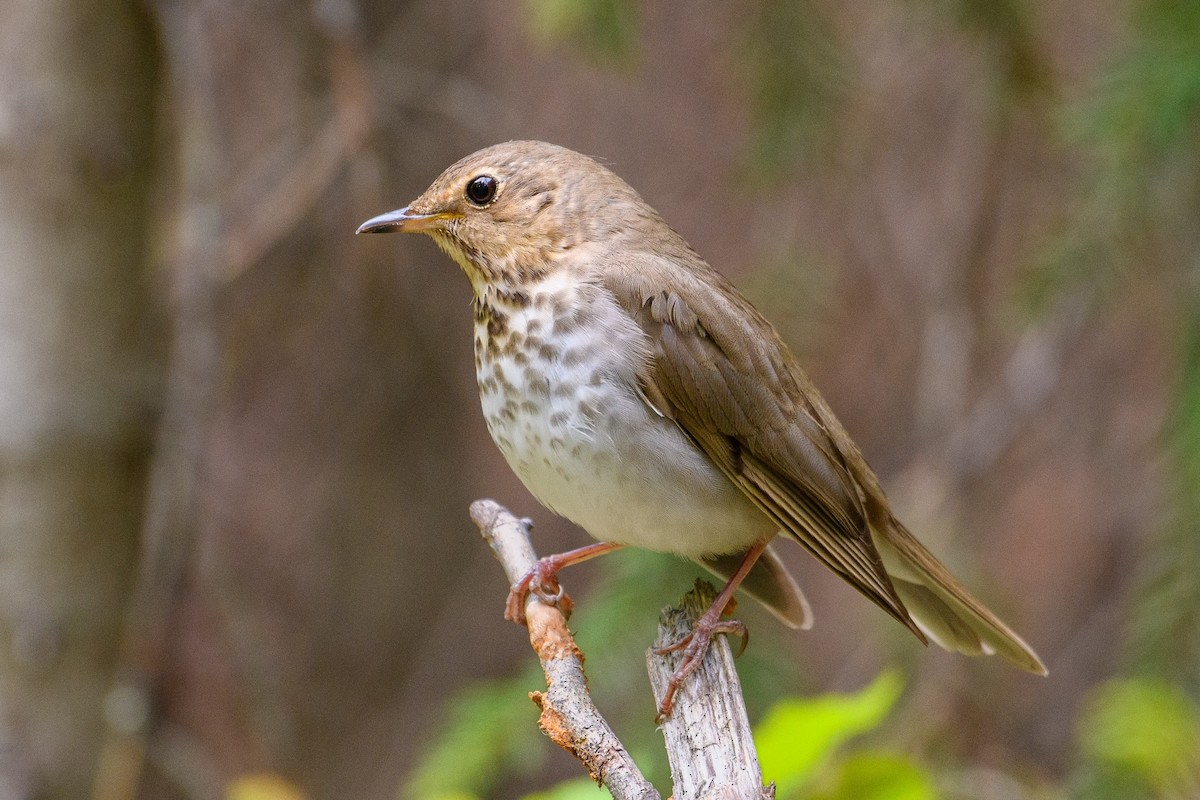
{"left": 653, "top": 609, "right": 748, "bottom": 721}
{"left": 504, "top": 555, "right": 573, "bottom": 625}
{"left": 504, "top": 542, "right": 623, "bottom": 625}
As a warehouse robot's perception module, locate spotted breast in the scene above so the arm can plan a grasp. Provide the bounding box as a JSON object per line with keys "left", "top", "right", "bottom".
{"left": 472, "top": 270, "right": 776, "bottom": 558}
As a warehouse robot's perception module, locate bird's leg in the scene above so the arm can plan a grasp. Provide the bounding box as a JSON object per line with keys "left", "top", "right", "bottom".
{"left": 653, "top": 538, "right": 770, "bottom": 720}
{"left": 505, "top": 541, "right": 625, "bottom": 625}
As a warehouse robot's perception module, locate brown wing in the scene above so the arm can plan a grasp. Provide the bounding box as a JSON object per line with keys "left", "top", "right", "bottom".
{"left": 603, "top": 257, "right": 923, "bottom": 640}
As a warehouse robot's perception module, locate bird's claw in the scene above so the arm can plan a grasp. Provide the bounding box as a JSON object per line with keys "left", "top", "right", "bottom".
{"left": 504, "top": 557, "right": 571, "bottom": 625}
{"left": 654, "top": 616, "right": 748, "bottom": 721}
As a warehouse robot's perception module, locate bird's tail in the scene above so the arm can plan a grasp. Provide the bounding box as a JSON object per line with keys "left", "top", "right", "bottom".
{"left": 874, "top": 517, "right": 1047, "bottom": 675}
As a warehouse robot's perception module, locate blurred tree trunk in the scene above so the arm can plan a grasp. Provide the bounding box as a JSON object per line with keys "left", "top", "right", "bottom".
{"left": 0, "top": 1, "right": 160, "bottom": 798}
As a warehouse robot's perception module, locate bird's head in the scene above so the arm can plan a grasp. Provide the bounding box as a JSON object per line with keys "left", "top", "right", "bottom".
{"left": 357, "top": 141, "right": 655, "bottom": 291}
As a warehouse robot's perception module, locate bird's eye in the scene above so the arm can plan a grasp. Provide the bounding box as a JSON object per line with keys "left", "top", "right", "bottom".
{"left": 465, "top": 175, "right": 498, "bottom": 206}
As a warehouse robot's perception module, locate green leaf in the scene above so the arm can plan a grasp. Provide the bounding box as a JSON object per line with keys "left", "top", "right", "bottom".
{"left": 755, "top": 671, "right": 904, "bottom": 797}
{"left": 523, "top": 0, "right": 638, "bottom": 64}
{"left": 404, "top": 676, "right": 547, "bottom": 799}
{"left": 1025, "top": 0, "right": 1200, "bottom": 312}
{"left": 735, "top": 0, "right": 849, "bottom": 180}
{"left": 925, "top": 0, "right": 1049, "bottom": 98}
{"left": 520, "top": 777, "right": 607, "bottom": 800}
{"left": 810, "top": 752, "right": 936, "bottom": 800}
{"left": 1078, "top": 678, "right": 1200, "bottom": 784}
{"left": 226, "top": 774, "right": 307, "bottom": 800}
{"left": 1127, "top": 297, "right": 1200, "bottom": 691}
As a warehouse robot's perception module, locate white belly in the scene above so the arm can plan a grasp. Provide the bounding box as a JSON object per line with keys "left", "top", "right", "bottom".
{"left": 475, "top": 278, "right": 773, "bottom": 557}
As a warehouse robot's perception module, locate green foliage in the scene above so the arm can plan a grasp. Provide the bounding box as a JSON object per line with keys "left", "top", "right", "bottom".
{"left": 403, "top": 676, "right": 547, "bottom": 800}
{"left": 1130, "top": 297, "right": 1200, "bottom": 694}
{"left": 524, "top": 0, "right": 638, "bottom": 64}
{"left": 521, "top": 743, "right": 937, "bottom": 800}
{"left": 520, "top": 778, "right": 606, "bottom": 800}
{"left": 226, "top": 774, "right": 307, "bottom": 800}
{"left": 1069, "top": 0, "right": 1200, "bottom": 213}
{"left": 734, "top": 0, "right": 849, "bottom": 180}
{"left": 1023, "top": 0, "right": 1200, "bottom": 719}
{"left": 1026, "top": 0, "right": 1200, "bottom": 310}
{"left": 755, "top": 671, "right": 928, "bottom": 799}
{"left": 1015, "top": 0, "right": 1200, "bottom": 703}
{"left": 1074, "top": 678, "right": 1200, "bottom": 798}
{"left": 926, "top": 0, "right": 1048, "bottom": 98}
{"left": 810, "top": 752, "right": 936, "bottom": 800}
{"left": 1080, "top": 679, "right": 1200, "bottom": 779}
{"left": 1047, "top": 0, "right": 1200, "bottom": 697}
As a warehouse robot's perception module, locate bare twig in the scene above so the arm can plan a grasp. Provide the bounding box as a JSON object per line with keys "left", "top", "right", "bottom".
{"left": 469, "top": 500, "right": 661, "bottom": 800}
{"left": 648, "top": 582, "right": 773, "bottom": 800}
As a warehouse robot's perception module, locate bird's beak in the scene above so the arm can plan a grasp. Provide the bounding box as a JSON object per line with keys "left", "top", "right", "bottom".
{"left": 355, "top": 206, "right": 454, "bottom": 234}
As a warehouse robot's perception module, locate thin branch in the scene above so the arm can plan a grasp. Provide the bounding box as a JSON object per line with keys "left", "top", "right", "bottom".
{"left": 469, "top": 500, "right": 661, "bottom": 800}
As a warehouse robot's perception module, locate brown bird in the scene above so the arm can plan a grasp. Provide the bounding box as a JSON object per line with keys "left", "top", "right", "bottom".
{"left": 358, "top": 141, "right": 1046, "bottom": 716}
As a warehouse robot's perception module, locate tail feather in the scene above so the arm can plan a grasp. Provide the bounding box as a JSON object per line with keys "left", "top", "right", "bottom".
{"left": 875, "top": 518, "right": 1047, "bottom": 675}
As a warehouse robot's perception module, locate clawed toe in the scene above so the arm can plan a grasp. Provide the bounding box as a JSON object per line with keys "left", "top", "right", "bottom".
{"left": 655, "top": 615, "right": 749, "bottom": 720}
{"left": 501, "top": 542, "right": 623, "bottom": 626}
{"left": 504, "top": 560, "right": 566, "bottom": 625}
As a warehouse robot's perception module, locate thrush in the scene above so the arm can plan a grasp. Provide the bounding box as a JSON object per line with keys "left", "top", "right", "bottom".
{"left": 358, "top": 141, "right": 1046, "bottom": 716}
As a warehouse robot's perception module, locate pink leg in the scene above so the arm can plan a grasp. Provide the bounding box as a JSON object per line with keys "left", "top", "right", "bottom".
{"left": 505, "top": 541, "right": 625, "bottom": 625}
{"left": 653, "top": 538, "right": 770, "bottom": 720}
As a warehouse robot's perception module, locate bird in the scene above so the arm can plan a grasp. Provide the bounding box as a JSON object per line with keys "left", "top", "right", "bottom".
{"left": 357, "top": 140, "right": 1046, "bottom": 716}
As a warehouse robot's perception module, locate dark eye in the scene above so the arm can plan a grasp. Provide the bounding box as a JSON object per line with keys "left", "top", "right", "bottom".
{"left": 465, "top": 175, "right": 497, "bottom": 206}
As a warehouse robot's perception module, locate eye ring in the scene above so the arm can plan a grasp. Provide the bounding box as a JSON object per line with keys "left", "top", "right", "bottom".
{"left": 465, "top": 175, "right": 498, "bottom": 206}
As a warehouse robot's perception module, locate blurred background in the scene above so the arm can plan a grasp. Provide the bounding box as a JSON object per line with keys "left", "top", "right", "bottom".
{"left": 1, "top": 0, "right": 1198, "bottom": 798}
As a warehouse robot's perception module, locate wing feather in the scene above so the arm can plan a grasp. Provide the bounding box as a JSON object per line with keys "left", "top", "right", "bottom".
{"left": 602, "top": 259, "right": 920, "bottom": 636}
{"left": 595, "top": 247, "right": 1042, "bottom": 673}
